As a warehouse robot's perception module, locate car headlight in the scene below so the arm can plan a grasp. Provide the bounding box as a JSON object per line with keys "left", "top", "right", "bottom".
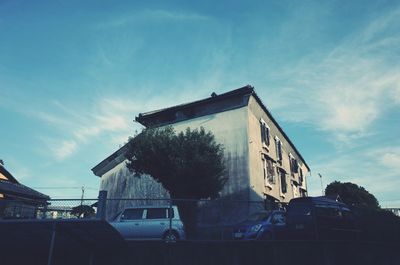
{"left": 250, "top": 224, "right": 262, "bottom": 233}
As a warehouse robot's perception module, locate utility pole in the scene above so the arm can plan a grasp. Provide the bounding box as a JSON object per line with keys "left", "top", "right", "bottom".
{"left": 80, "top": 186, "right": 85, "bottom": 205}
{"left": 318, "top": 173, "right": 324, "bottom": 196}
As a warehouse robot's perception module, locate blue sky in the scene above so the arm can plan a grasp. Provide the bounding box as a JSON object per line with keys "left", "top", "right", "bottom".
{"left": 1, "top": 0, "right": 399, "bottom": 206}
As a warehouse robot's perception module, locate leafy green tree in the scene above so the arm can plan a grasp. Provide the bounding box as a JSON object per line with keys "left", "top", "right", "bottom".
{"left": 325, "top": 181, "right": 380, "bottom": 209}
{"left": 125, "top": 126, "right": 227, "bottom": 236}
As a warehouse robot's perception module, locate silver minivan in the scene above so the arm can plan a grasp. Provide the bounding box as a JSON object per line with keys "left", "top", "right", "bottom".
{"left": 110, "top": 205, "right": 185, "bottom": 241}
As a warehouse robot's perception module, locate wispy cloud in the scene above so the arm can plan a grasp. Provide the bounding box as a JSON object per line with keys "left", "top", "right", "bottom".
{"left": 54, "top": 140, "right": 78, "bottom": 160}
{"left": 309, "top": 145, "right": 400, "bottom": 205}
{"left": 95, "top": 9, "right": 211, "bottom": 29}
{"left": 27, "top": 97, "right": 145, "bottom": 160}
{"left": 27, "top": 91, "right": 211, "bottom": 160}
{"left": 268, "top": 6, "right": 400, "bottom": 143}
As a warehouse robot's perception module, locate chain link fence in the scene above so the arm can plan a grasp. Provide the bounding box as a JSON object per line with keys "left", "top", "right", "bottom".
{"left": 0, "top": 198, "right": 98, "bottom": 220}
{"left": 0, "top": 196, "right": 277, "bottom": 240}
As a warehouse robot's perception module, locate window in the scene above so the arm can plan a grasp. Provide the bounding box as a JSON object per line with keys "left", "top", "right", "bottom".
{"left": 263, "top": 155, "right": 275, "bottom": 185}
{"left": 275, "top": 137, "right": 282, "bottom": 162}
{"left": 292, "top": 183, "right": 298, "bottom": 197}
{"left": 146, "top": 208, "right": 167, "bottom": 219}
{"left": 299, "top": 168, "right": 303, "bottom": 185}
{"left": 121, "top": 209, "right": 144, "bottom": 220}
{"left": 278, "top": 168, "right": 287, "bottom": 194}
{"left": 289, "top": 154, "right": 298, "bottom": 174}
{"left": 260, "top": 119, "right": 270, "bottom": 146}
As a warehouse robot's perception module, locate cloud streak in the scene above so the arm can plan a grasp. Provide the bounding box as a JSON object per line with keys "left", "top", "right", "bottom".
{"left": 269, "top": 6, "right": 400, "bottom": 143}
{"left": 95, "top": 9, "right": 211, "bottom": 29}
{"left": 309, "top": 145, "right": 400, "bottom": 206}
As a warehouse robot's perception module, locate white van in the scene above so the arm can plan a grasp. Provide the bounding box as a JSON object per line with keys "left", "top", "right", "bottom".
{"left": 110, "top": 205, "right": 185, "bottom": 241}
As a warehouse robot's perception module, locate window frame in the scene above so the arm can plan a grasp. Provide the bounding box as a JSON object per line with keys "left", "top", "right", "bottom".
{"left": 145, "top": 208, "right": 168, "bottom": 220}
{"left": 277, "top": 167, "right": 287, "bottom": 195}
{"left": 275, "top": 136, "right": 283, "bottom": 163}
{"left": 260, "top": 119, "right": 270, "bottom": 147}
{"left": 262, "top": 154, "right": 275, "bottom": 186}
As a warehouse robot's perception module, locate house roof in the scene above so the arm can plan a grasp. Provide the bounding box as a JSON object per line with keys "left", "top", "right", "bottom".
{"left": 136, "top": 85, "right": 310, "bottom": 171}
{"left": 136, "top": 85, "right": 254, "bottom": 126}
{"left": 0, "top": 164, "right": 49, "bottom": 202}
{"left": 92, "top": 85, "right": 310, "bottom": 176}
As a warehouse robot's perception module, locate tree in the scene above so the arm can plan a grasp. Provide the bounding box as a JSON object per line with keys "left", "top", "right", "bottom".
{"left": 71, "top": 205, "right": 95, "bottom": 218}
{"left": 325, "top": 181, "right": 380, "bottom": 209}
{"left": 125, "top": 126, "right": 227, "bottom": 236}
{"left": 326, "top": 181, "right": 400, "bottom": 242}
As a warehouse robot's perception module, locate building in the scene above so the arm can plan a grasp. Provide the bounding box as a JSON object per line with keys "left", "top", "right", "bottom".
{"left": 92, "top": 86, "right": 310, "bottom": 222}
{"left": 0, "top": 161, "right": 49, "bottom": 219}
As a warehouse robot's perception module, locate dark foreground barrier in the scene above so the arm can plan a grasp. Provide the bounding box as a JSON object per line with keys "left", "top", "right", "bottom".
{"left": 0, "top": 219, "right": 398, "bottom": 265}
{"left": 121, "top": 240, "right": 398, "bottom": 265}
{"left": 1, "top": 239, "right": 399, "bottom": 265}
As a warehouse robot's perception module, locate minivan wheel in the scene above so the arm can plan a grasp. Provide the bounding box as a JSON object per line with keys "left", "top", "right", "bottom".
{"left": 163, "top": 231, "right": 179, "bottom": 243}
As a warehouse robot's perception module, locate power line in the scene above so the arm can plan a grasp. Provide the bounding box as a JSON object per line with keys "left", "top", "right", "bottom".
{"left": 31, "top": 187, "right": 98, "bottom": 190}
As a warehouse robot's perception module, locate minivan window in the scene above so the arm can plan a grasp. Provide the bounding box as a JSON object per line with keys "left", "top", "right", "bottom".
{"left": 147, "top": 208, "right": 167, "bottom": 219}
{"left": 121, "top": 209, "right": 144, "bottom": 220}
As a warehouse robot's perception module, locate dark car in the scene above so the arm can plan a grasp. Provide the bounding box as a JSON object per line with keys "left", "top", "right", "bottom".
{"left": 232, "top": 210, "right": 286, "bottom": 240}
{"left": 286, "top": 196, "right": 359, "bottom": 240}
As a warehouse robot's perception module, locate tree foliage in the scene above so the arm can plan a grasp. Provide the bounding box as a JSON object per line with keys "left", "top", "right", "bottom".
{"left": 125, "top": 126, "right": 227, "bottom": 200}
{"left": 71, "top": 205, "right": 95, "bottom": 218}
{"left": 325, "top": 181, "right": 380, "bottom": 209}
{"left": 125, "top": 126, "right": 227, "bottom": 237}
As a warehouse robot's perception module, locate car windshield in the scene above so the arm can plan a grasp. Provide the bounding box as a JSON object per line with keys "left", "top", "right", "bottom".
{"left": 245, "top": 212, "right": 270, "bottom": 222}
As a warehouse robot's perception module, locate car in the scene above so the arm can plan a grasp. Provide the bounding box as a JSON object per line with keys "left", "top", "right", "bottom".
{"left": 110, "top": 205, "right": 185, "bottom": 241}
{"left": 286, "top": 196, "right": 359, "bottom": 240}
{"left": 232, "top": 210, "right": 286, "bottom": 240}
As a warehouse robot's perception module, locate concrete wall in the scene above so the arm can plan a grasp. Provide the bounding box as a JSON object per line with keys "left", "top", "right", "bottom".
{"left": 168, "top": 106, "right": 250, "bottom": 199}
{"left": 99, "top": 107, "right": 252, "bottom": 222}
{"left": 100, "top": 162, "right": 170, "bottom": 219}
{"left": 247, "top": 96, "right": 309, "bottom": 204}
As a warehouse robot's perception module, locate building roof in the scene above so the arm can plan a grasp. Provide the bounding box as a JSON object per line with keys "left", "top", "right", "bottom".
{"left": 92, "top": 85, "right": 310, "bottom": 176}
{"left": 136, "top": 85, "right": 310, "bottom": 171}
{"left": 136, "top": 85, "right": 253, "bottom": 127}
{"left": 0, "top": 164, "right": 49, "bottom": 202}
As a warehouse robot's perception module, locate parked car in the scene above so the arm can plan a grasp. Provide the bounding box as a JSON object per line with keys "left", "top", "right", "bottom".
{"left": 232, "top": 210, "right": 286, "bottom": 240}
{"left": 286, "top": 196, "right": 359, "bottom": 240}
{"left": 110, "top": 205, "right": 185, "bottom": 241}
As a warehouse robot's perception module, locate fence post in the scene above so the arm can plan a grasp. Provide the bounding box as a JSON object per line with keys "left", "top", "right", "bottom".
{"left": 169, "top": 198, "right": 173, "bottom": 240}
{"left": 97, "top": 190, "right": 107, "bottom": 220}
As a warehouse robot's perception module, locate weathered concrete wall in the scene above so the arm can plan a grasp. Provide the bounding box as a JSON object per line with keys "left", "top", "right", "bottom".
{"left": 100, "top": 162, "right": 170, "bottom": 219}
{"left": 169, "top": 107, "right": 250, "bottom": 199}
{"left": 247, "top": 96, "right": 309, "bottom": 203}
{"left": 99, "top": 107, "right": 252, "bottom": 222}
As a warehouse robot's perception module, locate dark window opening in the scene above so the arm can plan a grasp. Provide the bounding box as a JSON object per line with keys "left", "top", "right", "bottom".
{"left": 260, "top": 121, "right": 270, "bottom": 146}
{"left": 147, "top": 208, "right": 167, "bottom": 219}
{"left": 275, "top": 139, "right": 282, "bottom": 162}
{"left": 290, "top": 156, "right": 299, "bottom": 174}
{"left": 121, "top": 209, "right": 144, "bottom": 220}
{"left": 279, "top": 169, "right": 287, "bottom": 194}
